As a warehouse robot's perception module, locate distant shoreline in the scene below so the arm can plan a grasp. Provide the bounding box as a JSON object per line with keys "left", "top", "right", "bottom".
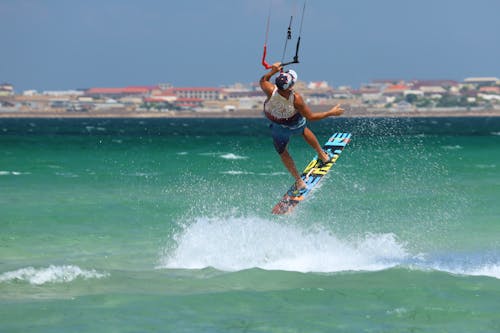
{"left": 1, "top": 108, "right": 500, "bottom": 119}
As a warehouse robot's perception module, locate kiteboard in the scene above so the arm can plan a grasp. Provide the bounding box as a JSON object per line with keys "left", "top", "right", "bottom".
{"left": 272, "top": 132, "right": 351, "bottom": 215}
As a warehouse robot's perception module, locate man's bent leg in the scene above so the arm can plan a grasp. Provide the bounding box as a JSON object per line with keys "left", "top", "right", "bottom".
{"left": 271, "top": 124, "right": 306, "bottom": 189}
{"left": 279, "top": 149, "right": 306, "bottom": 189}
{"left": 302, "top": 127, "right": 329, "bottom": 162}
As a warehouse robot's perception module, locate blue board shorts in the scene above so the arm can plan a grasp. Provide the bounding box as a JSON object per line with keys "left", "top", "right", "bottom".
{"left": 269, "top": 116, "right": 307, "bottom": 154}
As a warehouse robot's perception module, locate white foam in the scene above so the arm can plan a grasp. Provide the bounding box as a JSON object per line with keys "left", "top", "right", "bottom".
{"left": 158, "top": 217, "right": 409, "bottom": 273}
{"left": 431, "top": 263, "right": 500, "bottom": 280}
{"left": 125, "top": 172, "right": 161, "bottom": 178}
{"left": 467, "top": 264, "right": 500, "bottom": 279}
{"left": 441, "top": 145, "right": 463, "bottom": 150}
{"left": 54, "top": 172, "right": 79, "bottom": 178}
{"left": 0, "top": 171, "right": 28, "bottom": 176}
{"left": 0, "top": 265, "right": 108, "bottom": 285}
{"left": 220, "top": 170, "right": 254, "bottom": 175}
{"left": 220, "top": 171, "right": 287, "bottom": 176}
{"left": 474, "top": 164, "right": 496, "bottom": 169}
{"left": 219, "top": 153, "right": 248, "bottom": 160}
{"left": 257, "top": 172, "right": 287, "bottom": 176}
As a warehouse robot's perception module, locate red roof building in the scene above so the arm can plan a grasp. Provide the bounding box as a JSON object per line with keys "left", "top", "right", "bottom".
{"left": 383, "top": 84, "right": 410, "bottom": 96}
{"left": 479, "top": 86, "right": 500, "bottom": 94}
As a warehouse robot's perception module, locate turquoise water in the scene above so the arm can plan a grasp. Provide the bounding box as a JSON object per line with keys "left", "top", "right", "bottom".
{"left": 1, "top": 117, "right": 499, "bottom": 332}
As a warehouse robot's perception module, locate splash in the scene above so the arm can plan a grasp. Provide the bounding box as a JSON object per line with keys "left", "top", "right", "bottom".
{"left": 466, "top": 264, "right": 500, "bottom": 279}
{"left": 0, "top": 265, "right": 109, "bottom": 285}
{"left": 158, "top": 216, "right": 409, "bottom": 273}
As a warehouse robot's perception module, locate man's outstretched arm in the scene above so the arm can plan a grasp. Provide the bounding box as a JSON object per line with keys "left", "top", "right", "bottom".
{"left": 295, "top": 93, "right": 344, "bottom": 121}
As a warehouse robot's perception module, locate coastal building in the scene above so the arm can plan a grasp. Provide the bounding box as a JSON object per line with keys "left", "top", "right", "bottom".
{"left": 147, "top": 90, "right": 177, "bottom": 103}
{"left": 223, "top": 83, "right": 261, "bottom": 100}
{"left": 0, "top": 83, "right": 14, "bottom": 96}
{"left": 223, "top": 90, "right": 262, "bottom": 99}
{"left": 404, "top": 90, "right": 424, "bottom": 98}
{"left": 479, "top": 86, "right": 500, "bottom": 94}
{"left": 164, "top": 87, "right": 223, "bottom": 101}
{"left": 418, "top": 86, "right": 447, "bottom": 96}
{"left": 22, "top": 90, "right": 38, "bottom": 96}
{"left": 42, "top": 90, "right": 85, "bottom": 97}
{"left": 478, "top": 93, "right": 500, "bottom": 103}
{"left": 85, "top": 86, "right": 157, "bottom": 99}
{"left": 477, "top": 86, "right": 500, "bottom": 104}
{"left": 352, "top": 88, "right": 384, "bottom": 104}
{"left": 383, "top": 84, "right": 411, "bottom": 97}
{"left": 464, "top": 77, "right": 499, "bottom": 87}
{"left": 174, "top": 98, "right": 203, "bottom": 109}
{"left": 307, "top": 81, "right": 330, "bottom": 90}
{"left": 413, "top": 80, "right": 459, "bottom": 94}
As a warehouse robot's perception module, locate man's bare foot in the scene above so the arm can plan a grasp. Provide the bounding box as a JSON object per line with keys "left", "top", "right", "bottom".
{"left": 319, "top": 150, "right": 330, "bottom": 163}
{"left": 295, "top": 178, "right": 307, "bottom": 190}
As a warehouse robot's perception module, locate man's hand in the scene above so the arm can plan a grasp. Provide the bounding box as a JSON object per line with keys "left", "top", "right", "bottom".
{"left": 271, "top": 62, "right": 282, "bottom": 73}
{"left": 329, "top": 104, "right": 344, "bottom": 116}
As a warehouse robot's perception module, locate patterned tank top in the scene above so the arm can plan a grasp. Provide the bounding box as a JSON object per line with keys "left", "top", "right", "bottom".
{"left": 263, "top": 88, "right": 303, "bottom": 126}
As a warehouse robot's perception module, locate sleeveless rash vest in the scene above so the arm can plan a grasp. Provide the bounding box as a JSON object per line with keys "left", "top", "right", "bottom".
{"left": 264, "top": 88, "right": 304, "bottom": 127}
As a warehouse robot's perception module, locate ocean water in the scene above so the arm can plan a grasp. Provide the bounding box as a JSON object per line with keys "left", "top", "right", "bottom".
{"left": 1, "top": 117, "right": 499, "bottom": 332}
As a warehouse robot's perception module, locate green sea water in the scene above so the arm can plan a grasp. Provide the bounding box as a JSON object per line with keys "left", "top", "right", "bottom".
{"left": 1, "top": 117, "right": 499, "bottom": 332}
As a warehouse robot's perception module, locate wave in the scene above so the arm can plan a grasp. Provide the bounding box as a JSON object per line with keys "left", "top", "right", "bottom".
{"left": 158, "top": 216, "right": 409, "bottom": 273}
{"left": 220, "top": 170, "right": 287, "bottom": 176}
{"left": 413, "top": 262, "right": 500, "bottom": 280}
{"left": 474, "top": 164, "right": 496, "bottom": 169}
{"left": 54, "top": 172, "right": 79, "bottom": 178}
{"left": 465, "top": 264, "right": 500, "bottom": 279}
{"left": 198, "top": 152, "right": 248, "bottom": 160}
{"left": 123, "top": 172, "right": 162, "bottom": 178}
{"left": 441, "top": 145, "right": 463, "bottom": 150}
{"left": 158, "top": 216, "right": 500, "bottom": 280}
{"left": 220, "top": 170, "right": 254, "bottom": 175}
{"left": 219, "top": 153, "right": 248, "bottom": 160}
{"left": 0, "top": 171, "right": 29, "bottom": 176}
{"left": 0, "top": 265, "right": 109, "bottom": 285}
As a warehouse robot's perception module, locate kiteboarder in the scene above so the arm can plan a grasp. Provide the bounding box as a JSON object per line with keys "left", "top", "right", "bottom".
{"left": 259, "top": 62, "right": 345, "bottom": 191}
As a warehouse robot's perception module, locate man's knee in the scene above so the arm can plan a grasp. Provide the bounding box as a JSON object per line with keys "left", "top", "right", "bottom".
{"left": 273, "top": 140, "right": 288, "bottom": 154}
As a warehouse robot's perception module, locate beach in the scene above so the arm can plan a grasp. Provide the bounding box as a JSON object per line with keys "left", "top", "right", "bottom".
{"left": 1, "top": 105, "right": 500, "bottom": 119}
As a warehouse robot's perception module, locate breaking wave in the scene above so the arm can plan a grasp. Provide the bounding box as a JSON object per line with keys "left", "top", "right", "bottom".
{"left": 0, "top": 265, "right": 109, "bottom": 285}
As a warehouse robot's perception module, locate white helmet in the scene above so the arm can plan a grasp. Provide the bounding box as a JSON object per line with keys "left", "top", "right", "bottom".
{"left": 275, "top": 69, "right": 298, "bottom": 90}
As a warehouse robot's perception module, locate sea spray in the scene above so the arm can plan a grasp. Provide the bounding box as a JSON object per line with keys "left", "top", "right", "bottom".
{"left": 158, "top": 216, "right": 409, "bottom": 273}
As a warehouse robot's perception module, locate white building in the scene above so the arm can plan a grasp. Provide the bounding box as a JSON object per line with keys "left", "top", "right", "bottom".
{"left": 464, "top": 77, "right": 499, "bottom": 86}
{"left": 0, "top": 83, "right": 14, "bottom": 96}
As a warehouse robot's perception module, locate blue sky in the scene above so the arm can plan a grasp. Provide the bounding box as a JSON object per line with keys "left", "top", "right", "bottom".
{"left": 1, "top": 0, "right": 499, "bottom": 91}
